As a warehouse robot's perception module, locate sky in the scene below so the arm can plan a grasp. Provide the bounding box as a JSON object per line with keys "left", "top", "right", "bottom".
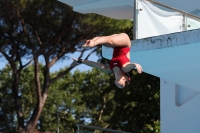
{"left": 0, "top": 49, "right": 99, "bottom": 73}
{"left": 50, "top": 50, "right": 99, "bottom": 73}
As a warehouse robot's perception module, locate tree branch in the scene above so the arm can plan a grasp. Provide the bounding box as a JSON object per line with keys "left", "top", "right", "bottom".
{"left": 32, "top": 48, "right": 42, "bottom": 101}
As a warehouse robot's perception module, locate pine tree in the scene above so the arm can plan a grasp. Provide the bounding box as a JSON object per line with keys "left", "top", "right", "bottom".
{"left": 0, "top": 0, "right": 132, "bottom": 132}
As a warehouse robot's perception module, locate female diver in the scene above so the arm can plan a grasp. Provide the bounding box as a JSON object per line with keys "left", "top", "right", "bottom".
{"left": 70, "top": 33, "right": 143, "bottom": 88}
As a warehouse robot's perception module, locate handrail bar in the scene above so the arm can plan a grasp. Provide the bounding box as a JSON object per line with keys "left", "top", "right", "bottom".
{"left": 146, "top": 0, "right": 200, "bottom": 21}
{"left": 75, "top": 124, "right": 131, "bottom": 133}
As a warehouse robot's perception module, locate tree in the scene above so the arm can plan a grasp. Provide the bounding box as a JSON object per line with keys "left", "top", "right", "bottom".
{"left": 0, "top": 64, "right": 160, "bottom": 133}
{"left": 0, "top": 64, "right": 85, "bottom": 132}
{"left": 0, "top": 65, "right": 18, "bottom": 132}
{"left": 75, "top": 69, "right": 160, "bottom": 133}
{"left": 108, "top": 71, "right": 160, "bottom": 133}
{"left": 0, "top": 0, "right": 133, "bottom": 132}
{"left": 59, "top": 68, "right": 160, "bottom": 133}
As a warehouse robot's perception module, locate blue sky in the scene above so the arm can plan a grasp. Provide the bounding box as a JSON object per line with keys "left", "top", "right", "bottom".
{"left": 0, "top": 50, "right": 98, "bottom": 73}
{"left": 50, "top": 50, "right": 99, "bottom": 73}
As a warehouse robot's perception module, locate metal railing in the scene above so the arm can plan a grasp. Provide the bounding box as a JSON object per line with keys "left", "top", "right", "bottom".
{"left": 133, "top": 0, "right": 200, "bottom": 39}
{"left": 146, "top": 0, "right": 200, "bottom": 21}
{"left": 74, "top": 124, "right": 131, "bottom": 133}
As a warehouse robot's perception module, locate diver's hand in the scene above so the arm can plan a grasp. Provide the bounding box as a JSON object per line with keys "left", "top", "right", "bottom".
{"left": 82, "top": 39, "right": 95, "bottom": 48}
{"left": 133, "top": 63, "right": 143, "bottom": 74}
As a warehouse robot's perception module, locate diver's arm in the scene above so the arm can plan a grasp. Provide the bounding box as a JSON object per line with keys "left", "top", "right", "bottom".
{"left": 124, "top": 63, "right": 143, "bottom": 74}
{"left": 70, "top": 58, "right": 112, "bottom": 74}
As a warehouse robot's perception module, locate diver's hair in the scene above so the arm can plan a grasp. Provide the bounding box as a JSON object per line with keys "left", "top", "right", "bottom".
{"left": 124, "top": 73, "right": 131, "bottom": 87}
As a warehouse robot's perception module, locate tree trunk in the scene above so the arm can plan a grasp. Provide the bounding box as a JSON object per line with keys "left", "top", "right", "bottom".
{"left": 11, "top": 66, "right": 25, "bottom": 132}
{"left": 25, "top": 100, "right": 45, "bottom": 133}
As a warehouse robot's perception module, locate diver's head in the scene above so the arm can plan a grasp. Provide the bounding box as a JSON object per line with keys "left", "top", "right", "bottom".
{"left": 115, "top": 73, "right": 131, "bottom": 89}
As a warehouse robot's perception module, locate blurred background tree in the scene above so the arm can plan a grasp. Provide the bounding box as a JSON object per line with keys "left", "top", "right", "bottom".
{"left": 0, "top": 64, "right": 160, "bottom": 133}
{"left": 0, "top": 0, "right": 134, "bottom": 132}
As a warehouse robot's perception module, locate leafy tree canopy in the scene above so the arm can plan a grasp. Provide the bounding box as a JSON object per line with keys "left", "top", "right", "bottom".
{"left": 0, "top": 0, "right": 133, "bottom": 132}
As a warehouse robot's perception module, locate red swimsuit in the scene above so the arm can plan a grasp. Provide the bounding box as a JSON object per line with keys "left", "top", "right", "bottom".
{"left": 109, "top": 47, "right": 130, "bottom": 73}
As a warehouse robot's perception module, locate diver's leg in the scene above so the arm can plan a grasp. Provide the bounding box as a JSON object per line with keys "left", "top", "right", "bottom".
{"left": 82, "top": 33, "right": 131, "bottom": 48}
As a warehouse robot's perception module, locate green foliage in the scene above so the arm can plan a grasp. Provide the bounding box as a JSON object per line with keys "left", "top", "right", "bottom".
{"left": 0, "top": 65, "right": 17, "bottom": 132}
{"left": 107, "top": 70, "right": 160, "bottom": 133}
{"left": 0, "top": 0, "right": 159, "bottom": 132}
{"left": 0, "top": 0, "right": 133, "bottom": 132}
{"left": 79, "top": 69, "right": 160, "bottom": 133}
{"left": 0, "top": 64, "right": 160, "bottom": 133}
{"left": 144, "top": 120, "right": 160, "bottom": 133}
